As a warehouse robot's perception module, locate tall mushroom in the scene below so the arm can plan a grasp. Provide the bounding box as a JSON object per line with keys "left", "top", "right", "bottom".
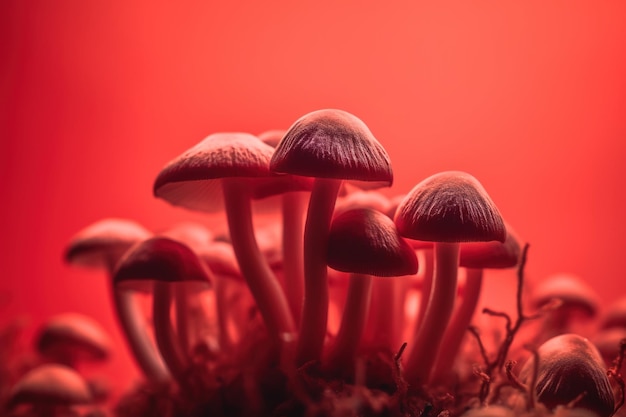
{"left": 154, "top": 133, "right": 303, "bottom": 344}
{"left": 270, "top": 109, "right": 393, "bottom": 365}
{"left": 394, "top": 171, "right": 505, "bottom": 387}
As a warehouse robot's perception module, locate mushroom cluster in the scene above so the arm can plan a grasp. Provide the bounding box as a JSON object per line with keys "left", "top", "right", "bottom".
{"left": 1, "top": 109, "right": 623, "bottom": 417}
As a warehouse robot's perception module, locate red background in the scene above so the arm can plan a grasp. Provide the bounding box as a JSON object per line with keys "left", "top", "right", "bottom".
{"left": 2, "top": 1, "right": 626, "bottom": 397}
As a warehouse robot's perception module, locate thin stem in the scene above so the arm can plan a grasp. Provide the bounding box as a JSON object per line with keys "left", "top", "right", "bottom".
{"left": 413, "top": 248, "right": 434, "bottom": 335}
{"left": 431, "top": 267, "right": 484, "bottom": 383}
{"left": 296, "top": 177, "right": 342, "bottom": 365}
{"left": 282, "top": 191, "right": 307, "bottom": 326}
{"left": 112, "top": 288, "right": 170, "bottom": 385}
{"left": 153, "top": 282, "right": 188, "bottom": 385}
{"left": 325, "top": 273, "right": 373, "bottom": 371}
{"left": 403, "top": 241, "right": 460, "bottom": 387}
{"left": 223, "top": 179, "right": 296, "bottom": 342}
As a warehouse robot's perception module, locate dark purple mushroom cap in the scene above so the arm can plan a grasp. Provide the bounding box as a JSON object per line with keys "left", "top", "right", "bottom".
{"left": 459, "top": 222, "right": 521, "bottom": 269}
{"left": 518, "top": 334, "right": 614, "bottom": 417}
{"left": 269, "top": 109, "right": 393, "bottom": 186}
{"left": 64, "top": 218, "right": 152, "bottom": 270}
{"left": 394, "top": 171, "right": 505, "bottom": 243}
{"left": 599, "top": 296, "right": 626, "bottom": 330}
{"left": 8, "top": 364, "right": 92, "bottom": 408}
{"left": 327, "top": 208, "right": 418, "bottom": 277}
{"left": 113, "top": 237, "right": 211, "bottom": 292}
{"left": 153, "top": 133, "right": 312, "bottom": 213}
{"left": 531, "top": 273, "right": 599, "bottom": 317}
{"left": 35, "top": 313, "right": 112, "bottom": 365}
{"left": 197, "top": 240, "right": 243, "bottom": 281}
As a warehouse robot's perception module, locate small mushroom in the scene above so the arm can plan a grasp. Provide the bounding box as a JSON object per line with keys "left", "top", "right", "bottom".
{"left": 517, "top": 334, "right": 614, "bottom": 417}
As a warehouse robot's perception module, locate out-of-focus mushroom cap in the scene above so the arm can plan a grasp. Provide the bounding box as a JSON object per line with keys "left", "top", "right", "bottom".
{"left": 64, "top": 218, "right": 151, "bottom": 269}
{"left": 197, "top": 241, "right": 243, "bottom": 281}
{"left": 159, "top": 222, "right": 214, "bottom": 254}
{"left": 394, "top": 171, "right": 505, "bottom": 243}
{"left": 459, "top": 223, "right": 521, "bottom": 269}
{"left": 327, "top": 208, "right": 418, "bottom": 277}
{"left": 590, "top": 327, "right": 626, "bottom": 365}
{"left": 258, "top": 129, "right": 286, "bottom": 148}
{"left": 333, "top": 190, "right": 391, "bottom": 219}
{"left": 518, "top": 334, "right": 614, "bottom": 417}
{"left": 599, "top": 296, "right": 626, "bottom": 330}
{"left": 269, "top": 109, "right": 393, "bottom": 186}
{"left": 531, "top": 273, "right": 599, "bottom": 317}
{"left": 114, "top": 237, "right": 211, "bottom": 292}
{"left": 8, "top": 364, "right": 92, "bottom": 408}
{"left": 36, "top": 313, "right": 112, "bottom": 364}
{"left": 153, "top": 133, "right": 313, "bottom": 213}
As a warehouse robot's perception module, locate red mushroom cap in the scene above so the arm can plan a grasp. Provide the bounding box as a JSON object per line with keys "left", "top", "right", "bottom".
{"left": 114, "top": 237, "right": 212, "bottom": 291}
{"left": 64, "top": 218, "right": 152, "bottom": 270}
{"left": 327, "top": 208, "right": 418, "bottom": 277}
{"left": 394, "top": 171, "right": 505, "bottom": 243}
{"left": 153, "top": 133, "right": 312, "bottom": 213}
{"left": 530, "top": 273, "right": 599, "bottom": 317}
{"left": 459, "top": 222, "right": 521, "bottom": 269}
{"left": 35, "top": 313, "right": 112, "bottom": 366}
{"left": 269, "top": 109, "right": 393, "bottom": 186}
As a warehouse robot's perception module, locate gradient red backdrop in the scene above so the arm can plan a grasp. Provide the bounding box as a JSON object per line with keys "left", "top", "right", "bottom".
{"left": 2, "top": 0, "right": 626, "bottom": 399}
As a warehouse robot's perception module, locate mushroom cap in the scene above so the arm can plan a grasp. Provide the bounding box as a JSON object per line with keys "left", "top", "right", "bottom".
{"left": 197, "top": 240, "right": 243, "bottom": 280}
{"left": 590, "top": 327, "right": 626, "bottom": 366}
{"left": 327, "top": 208, "right": 418, "bottom": 277}
{"left": 599, "top": 296, "right": 626, "bottom": 330}
{"left": 64, "top": 218, "right": 152, "bottom": 269}
{"left": 35, "top": 313, "right": 112, "bottom": 365}
{"left": 530, "top": 273, "right": 599, "bottom": 317}
{"left": 518, "top": 334, "right": 614, "bottom": 417}
{"left": 394, "top": 171, "right": 506, "bottom": 243}
{"left": 153, "top": 132, "right": 312, "bottom": 213}
{"left": 269, "top": 109, "right": 393, "bottom": 186}
{"left": 159, "top": 221, "right": 214, "bottom": 254}
{"left": 459, "top": 222, "right": 521, "bottom": 269}
{"left": 113, "top": 237, "right": 212, "bottom": 292}
{"left": 258, "top": 129, "right": 286, "bottom": 148}
{"left": 8, "top": 364, "right": 92, "bottom": 408}
{"left": 333, "top": 190, "right": 391, "bottom": 219}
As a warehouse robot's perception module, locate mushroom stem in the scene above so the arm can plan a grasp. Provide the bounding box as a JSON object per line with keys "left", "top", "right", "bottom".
{"left": 223, "top": 179, "right": 296, "bottom": 342}
{"left": 175, "top": 285, "right": 191, "bottom": 356}
{"left": 414, "top": 248, "right": 434, "bottom": 334}
{"left": 325, "top": 273, "right": 373, "bottom": 371}
{"left": 214, "top": 278, "right": 233, "bottom": 349}
{"left": 153, "top": 282, "right": 189, "bottom": 385}
{"left": 430, "top": 267, "right": 483, "bottom": 384}
{"left": 282, "top": 191, "right": 307, "bottom": 326}
{"left": 403, "top": 241, "right": 460, "bottom": 386}
{"left": 296, "top": 177, "right": 342, "bottom": 365}
{"left": 112, "top": 288, "right": 170, "bottom": 385}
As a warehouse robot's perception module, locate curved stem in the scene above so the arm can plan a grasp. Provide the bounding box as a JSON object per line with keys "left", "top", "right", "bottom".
{"left": 282, "top": 191, "right": 307, "bottom": 326}
{"left": 296, "top": 178, "right": 342, "bottom": 365}
{"left": 403, "top": 242, "right": 460, "bottom": 386}
{"left": 430, "top": 267, "right": 484, "bottom": 384}
{"left": 175, "top": 284, "right": 191, "bottom": 356}
{"left": 112, "top": 288, "right": 170, "bottom": 385}
{"left": 413, "top": 248, "right": 434, "bottom": 335}
{"left": 153, "top": 282, "right": 188, "bottom": 385}
{"left": 325, "top": 273, "right": 373, "bottom": 371}
{"left": 214, "top": 278, "right": 232, "bottom": 349}
{"left": 223, "top": 179, "right": 296, "bottom": 342}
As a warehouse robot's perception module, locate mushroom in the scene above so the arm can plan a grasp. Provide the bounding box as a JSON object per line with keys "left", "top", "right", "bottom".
{"left": 35, "top": 313, "right": 112, "bottom": 370}
{"left": 430, "top": 223, "right": 521, "bottom": 384}
{"left": 324, "top": 208, "right": 417, "bottom": 374}
{"left": 270, "top": 109, "right": 393, "bottom": 365}
{"left": 64, "top": 218, "right": 169, "bottom": 385}
{"left": 113, "top": 236, "right": 212, "bottom": 387}
{"left": 394, "top": 171, "right": 505, "bottom": 386}
{"left": 599, "top": 296, "right": 626, "bottom": 330}
{"left": 153, "top": 132, "right": 301, "bottom": 343}
{"left": 530, "top": 273, "right": 600, "bottom": 342}
{"left": 7, "top": 364, "right": 92, "bottom": 414}
{"left": 516, "top": 334, "right": 614, "bottom": 417}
